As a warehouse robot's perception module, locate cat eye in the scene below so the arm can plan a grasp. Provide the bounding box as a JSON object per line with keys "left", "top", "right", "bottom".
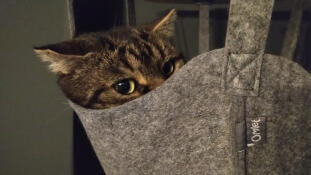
{"left": 162, "top": 60, "right": 174, "bottom": 76}
{"left": 113, "top": 79, "right": 136, "bottom": 95}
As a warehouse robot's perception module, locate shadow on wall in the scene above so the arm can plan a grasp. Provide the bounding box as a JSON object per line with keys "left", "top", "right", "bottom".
{"left": 71, "top": 0, "right": 123, "bottom": 175}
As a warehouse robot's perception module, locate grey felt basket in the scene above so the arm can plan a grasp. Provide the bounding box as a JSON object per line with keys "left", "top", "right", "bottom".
{"left": 70, "top": 0, "right": 311, "bottom": 174}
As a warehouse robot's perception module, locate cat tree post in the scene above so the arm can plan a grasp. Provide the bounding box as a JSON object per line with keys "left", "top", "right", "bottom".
{"left": 124, "top": 0, "right": 136, "bottom": 26}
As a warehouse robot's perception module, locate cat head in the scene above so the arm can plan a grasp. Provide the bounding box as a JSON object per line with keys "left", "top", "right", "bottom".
{"left": 34, "top": 9, "right": 184, "bottom": 109}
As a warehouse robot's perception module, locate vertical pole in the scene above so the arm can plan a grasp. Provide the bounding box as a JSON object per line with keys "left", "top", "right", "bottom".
{"left": 124, "top": 0, "right": 136, "bottom": 26}
{"left": 67, "top": 0, "right": 76, "bottom": 37}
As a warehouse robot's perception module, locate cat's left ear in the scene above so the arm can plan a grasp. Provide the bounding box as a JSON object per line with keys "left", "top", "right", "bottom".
{"left": 34, "top": 40, "right": 89, "bottom": 74}
{"left": 144, "top": 9, "right": 177, "bottom": 37}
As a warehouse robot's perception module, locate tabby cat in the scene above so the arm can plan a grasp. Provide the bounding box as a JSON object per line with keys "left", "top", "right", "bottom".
{"left": 34, "top": 9, "right": 184, "bottom": 109}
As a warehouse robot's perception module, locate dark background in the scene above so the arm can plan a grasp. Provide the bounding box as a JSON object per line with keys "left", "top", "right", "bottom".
{"left": 0, "top": 0, "right": 310, "bottom": 175}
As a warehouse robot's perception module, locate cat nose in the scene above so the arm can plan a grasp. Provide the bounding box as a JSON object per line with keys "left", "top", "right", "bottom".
{"left": 141, "top": 85, "right": 155, "bottom": 94}
{"left": 142, "top": 87, "right": 150, "bottom": 94}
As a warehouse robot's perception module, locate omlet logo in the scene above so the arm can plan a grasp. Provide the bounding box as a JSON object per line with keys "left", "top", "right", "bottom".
{"left": 247, "top": 117, "right": 266, "bottom": 147}
{"left": 250, "top": 119, "right": 262, "bottom": 142}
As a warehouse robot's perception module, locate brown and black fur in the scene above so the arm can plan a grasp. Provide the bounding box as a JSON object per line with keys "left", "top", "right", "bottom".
{"left": 34, "top": 9, "right": 184, "bottom": 109}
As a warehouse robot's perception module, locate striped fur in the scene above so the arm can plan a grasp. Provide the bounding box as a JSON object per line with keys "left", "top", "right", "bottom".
{"left": 34, "top": 9, "right": 184, "bottom": 109}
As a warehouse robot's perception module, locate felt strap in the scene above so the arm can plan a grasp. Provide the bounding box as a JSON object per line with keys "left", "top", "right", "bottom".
{"left": 198, "top": 4, "right": 210, "bottom": 54}
{"left": 222, "top": 0, "right": 274, "bottom": 96}
{"left": 281, "top": 0, "right": 304, "bottom": 59}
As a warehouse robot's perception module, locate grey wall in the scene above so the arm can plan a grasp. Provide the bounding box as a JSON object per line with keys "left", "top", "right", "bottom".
{"left": 0, "top": 1, "right": 73, "bottom": 174}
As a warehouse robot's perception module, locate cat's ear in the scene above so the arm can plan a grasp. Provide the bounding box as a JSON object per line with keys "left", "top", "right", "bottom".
{"left": 145, "top": 9, "right": 177, "bottom": 37}
{"left": 34, "top": 40, "right": 88, "bottom": 74}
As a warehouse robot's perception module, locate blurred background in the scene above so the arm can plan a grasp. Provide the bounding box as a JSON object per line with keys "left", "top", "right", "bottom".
{"left": 0, "top": 0, "right": 310, "bottom": 174}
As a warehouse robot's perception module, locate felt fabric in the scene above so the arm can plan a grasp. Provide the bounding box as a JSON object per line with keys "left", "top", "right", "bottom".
{"left": 246, "top": 53, "right": 311, "bottom": 174}
{"left": 69, "top": 0, "right": 311, "bottom": 174}
{"left": 222, "top": 0, "right": 274, "bottom": 97}
{"left": 225, "top": 0, "right": 274, "bottom": 54}
{"left": 70, "top": 49, "right": 311, "bottom": 174}
{"left": 71, "top": 49, "right": 237, "bottom": 175}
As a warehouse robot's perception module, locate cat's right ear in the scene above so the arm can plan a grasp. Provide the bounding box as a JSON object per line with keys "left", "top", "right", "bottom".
{"left": 34, "top": 40, "right": 88, "bottom": 74}
{"left": 144, "top": 9, "right": 177, "bottom": 38}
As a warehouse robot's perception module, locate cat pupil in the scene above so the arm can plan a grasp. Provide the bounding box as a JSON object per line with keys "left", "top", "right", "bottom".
{"left": 162, "top": 61, "right": 174, "bottom": 76}
{"left": 114, "top": 79, "right": 136, "bottom": 95}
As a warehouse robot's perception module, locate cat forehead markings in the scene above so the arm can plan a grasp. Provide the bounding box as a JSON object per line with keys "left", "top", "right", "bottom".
{"left": 118, "top": 66, "right": 148, "bottom": 85}
{"left": 34, "top": 9, "right": 181, "bottom": 109}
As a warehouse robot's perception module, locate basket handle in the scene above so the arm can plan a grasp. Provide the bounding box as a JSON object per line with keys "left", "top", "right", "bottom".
{"left": 221, "top": 0, "right": 274, "bottom": 97}
{"left": 281, "top": 0, "right": 304, "bottom": 59}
